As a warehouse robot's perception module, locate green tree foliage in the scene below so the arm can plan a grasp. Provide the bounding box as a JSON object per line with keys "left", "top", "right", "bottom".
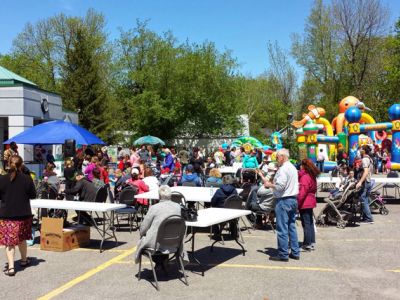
{"left": 115, "top": 21, "right": 242, "bottom": 140}
{"left": 0, "top": 10, "right": 119, "bottom": 143}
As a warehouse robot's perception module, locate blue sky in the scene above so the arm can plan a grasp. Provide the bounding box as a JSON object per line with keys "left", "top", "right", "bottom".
{"left": 1, "top": 0, "right": 400, "bottom": 78}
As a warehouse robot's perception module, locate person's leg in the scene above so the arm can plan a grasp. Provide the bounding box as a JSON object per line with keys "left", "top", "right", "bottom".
{"left": 310, "top": 208, "right": 316, "bottom": 246}
{"left": 18, "top": 241, "right": 28, "bottom": 262}
{"left": 301, "top": 209, "right": 312, "bottom": 248}
{"left": 361, "top": 182, "right": 374, "bottom": 222}
{"left": 287, "top": 198, "right": 300, "bottom": 257}
{"left": 5, "top": 246, "right": 15, "bottom": 270}
{"left": 299, "top": 211, "right": 306, "bottom": 245}
{"left": 275, "top": 199, "right": 289, "bottom": 259}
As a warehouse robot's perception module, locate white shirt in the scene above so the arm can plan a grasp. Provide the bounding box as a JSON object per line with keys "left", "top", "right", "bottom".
{"left": 273, "top": 161, "right": 299, "bottom": 199}
{"left": 143, "top": 176, "right": 160, "bottom": 191}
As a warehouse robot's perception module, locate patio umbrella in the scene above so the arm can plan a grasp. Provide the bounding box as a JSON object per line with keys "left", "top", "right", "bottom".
{"left": 133, "top": 135, "right": 165, "bottom": 146}
{"left": 3, "top": 120, "right": 105, "bottom": 145}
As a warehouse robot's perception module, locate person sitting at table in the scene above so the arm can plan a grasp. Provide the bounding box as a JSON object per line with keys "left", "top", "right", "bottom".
{"left": 64, "top": 171, "right": 98, "bottom": 225}
{"left": 179, "top": 164, "right": 202, "bottom": 187}
{"left": 92, "top": 168, "right": 105, "bottom": 190}
{"left": 211, "top": 175, "right": 238, "bottom": 208}
{"left": 246, "top": 163, "right": 277, "bottom": 228}
{"left": 135, "top": 185, "right": 186, "bottom": 270}
{"left": 210, "top": 175, "right": 239, "bottom": 239}
{"left": 206, "top": 168, "right": 222, "bottom": 185}
{"left": 127, "top": 168, "right": 149, "bottom": 206}
{"left": 142, "top": 166, "right": 159, "bottom": 191}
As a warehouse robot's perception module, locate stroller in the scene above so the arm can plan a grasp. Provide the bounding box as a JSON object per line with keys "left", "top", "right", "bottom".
{"left": 316, "top": 180, "right": 360, "bottom": 229}
{"left": 36, "top": 179, "right": 68, "bottom": 224}
{"left": 368, "top": 180, "right": 389, "bottom": 215}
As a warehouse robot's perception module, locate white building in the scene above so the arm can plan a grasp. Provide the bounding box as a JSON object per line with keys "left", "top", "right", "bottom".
{"left": 0, "top": 66, "right": 78, "bottom": 161}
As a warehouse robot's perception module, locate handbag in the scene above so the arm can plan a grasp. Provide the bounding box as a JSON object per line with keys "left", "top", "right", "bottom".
{"left": 181, "top": 205, "right": 198, "bottom": 222}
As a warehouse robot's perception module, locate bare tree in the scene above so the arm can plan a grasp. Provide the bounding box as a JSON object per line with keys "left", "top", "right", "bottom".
{"left": 267, "top": 41, "right": 297, "bottom": 105}
{"left": 333, "top": 0, "right": 389, "bottom": 93}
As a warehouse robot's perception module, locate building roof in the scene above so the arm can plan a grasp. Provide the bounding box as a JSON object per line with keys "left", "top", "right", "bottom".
{"left": 0, "top": 65, "right": 37, "bottom": 87}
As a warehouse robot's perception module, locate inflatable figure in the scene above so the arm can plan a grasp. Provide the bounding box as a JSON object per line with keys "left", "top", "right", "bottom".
{"left": 291, "top": 105, "right": 326, "bottom": 128}
{"left": 332, "top": 96, "right": 371, "bottom": 134}
{"left": 231, "top": 136, "right": 263, "bottom": 149}
{"left": 270, "top": 132, "right": 283, "bottom": 150}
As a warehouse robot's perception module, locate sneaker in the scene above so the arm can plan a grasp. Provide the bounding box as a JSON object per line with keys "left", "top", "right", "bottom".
{"left": 301, "top": 246, "right": 312, "bottom": 252}
{"left": 269, "top": 256, "right": 289, "bottom": 262}
{"left": 289, "top": 253, "right": 300, "bottom": 260}
{"left": 359, "top": 220, "right": 374, "bottom": 224}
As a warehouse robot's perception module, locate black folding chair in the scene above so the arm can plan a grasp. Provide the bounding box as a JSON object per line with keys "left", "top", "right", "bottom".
{"left": 137, "top": 215, "right": 188, "bottom": 291}
{"left": 115, "top": 186, "right": 138, "bottom": 232}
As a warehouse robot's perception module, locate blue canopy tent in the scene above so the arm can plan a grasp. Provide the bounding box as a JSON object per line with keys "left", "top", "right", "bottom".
{"left": 3, "top": 120, "right": 105, "bottom": 145}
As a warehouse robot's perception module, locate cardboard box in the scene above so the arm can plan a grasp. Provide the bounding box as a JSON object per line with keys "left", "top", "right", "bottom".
{"left": 40, "top": 217, "right": 90, "bottom": 252}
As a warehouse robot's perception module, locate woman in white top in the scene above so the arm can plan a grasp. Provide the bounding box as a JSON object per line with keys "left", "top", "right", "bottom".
{"left": 142, "top": 166, "right": 159, "bottom": 190}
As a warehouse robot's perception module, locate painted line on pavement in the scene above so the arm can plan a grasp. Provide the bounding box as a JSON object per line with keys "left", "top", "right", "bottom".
{"left": 114, "top": 260, "right": 336, "bottom": 272}
{"left": 386, "top": 269, "right": 400, "bottom": 273}
{"left": 28, "top": 247, "right": 127, "bottom": 253}
{"left": 37, "top": 246, "right": 136, "bottom": 300}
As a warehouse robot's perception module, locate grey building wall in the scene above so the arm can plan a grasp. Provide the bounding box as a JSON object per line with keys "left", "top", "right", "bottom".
{"left": 0, "top": 86, "right": 78, "bottom": 161}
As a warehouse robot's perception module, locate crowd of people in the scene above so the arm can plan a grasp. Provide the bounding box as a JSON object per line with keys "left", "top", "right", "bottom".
{"left": 0, "top": 139, "right": 383, "bottom": 276}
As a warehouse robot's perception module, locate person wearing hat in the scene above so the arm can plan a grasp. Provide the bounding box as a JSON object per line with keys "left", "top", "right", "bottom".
{"left": 179, "top": 164, "right": 201, "bottom": 187}
{"left": 127, "top": 168, "right": 149, "bottom": 205}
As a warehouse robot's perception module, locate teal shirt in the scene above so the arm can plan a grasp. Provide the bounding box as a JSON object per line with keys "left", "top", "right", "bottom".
{"left": 242, "top": 155, "right": 258, "bottom": 168}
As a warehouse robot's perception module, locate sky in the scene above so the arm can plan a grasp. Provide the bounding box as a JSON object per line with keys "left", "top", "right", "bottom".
{"left": 1, "top": 0, "right": 400, "bottom": 78}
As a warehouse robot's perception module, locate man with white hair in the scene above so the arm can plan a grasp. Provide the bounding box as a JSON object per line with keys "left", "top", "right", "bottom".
{"left": 264, "top": 148, "right": 300, "bottom": 262}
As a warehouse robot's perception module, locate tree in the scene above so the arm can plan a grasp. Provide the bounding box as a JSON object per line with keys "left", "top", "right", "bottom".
{"left": 115, "top": 22, "right": 242, "bottom": 140}
{"left": 267, "top": 41, "right": 297, "bottom": 105}
{"left": 292, "top": 0, "right": 390, "bottom": 121}
{"left": 1, "top": 10, "right": 119, "bottom": 143}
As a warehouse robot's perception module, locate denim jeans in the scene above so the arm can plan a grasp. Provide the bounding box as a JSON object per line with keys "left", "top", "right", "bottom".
{"left": 360, "top": 181, "right": 373, "bottom": 222}
{"left": 300, "top": 208, "right": 315, "bottom": 247}
{"left": 275, "top": 197, "right": 300, "bottom": 258}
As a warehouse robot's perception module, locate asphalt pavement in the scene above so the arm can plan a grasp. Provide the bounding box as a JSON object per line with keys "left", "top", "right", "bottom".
{"left": 1, "top": 193, "right": 399, "bottom": 300}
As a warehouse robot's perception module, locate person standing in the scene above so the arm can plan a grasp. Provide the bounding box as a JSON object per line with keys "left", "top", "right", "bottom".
{"left": 356, "top": 146, "right": 374, "bottom": 224}
{"left": 178, "top": 147, "right": 190, "bottom": 171}
{"left": 316, "top": 149, "right": 325, "bottom": 173}
{"left": 263, "top": 149, "right": 300, "bottom": 262}
{"left": 0, "top": 155, "right": 36, "bottom": 276}
{"left": 224, "top": 146, "right": 232, "bottom": 166}
{"left": 3, "top": 142, "right": 19, "bottom": 170}
{"left": 297, "top": 159, "right": 319, "bottom": 251}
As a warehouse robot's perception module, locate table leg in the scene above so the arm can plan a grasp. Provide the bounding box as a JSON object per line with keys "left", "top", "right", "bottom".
{"left": 210, "top": 220, "right": 246, "bottom": 256}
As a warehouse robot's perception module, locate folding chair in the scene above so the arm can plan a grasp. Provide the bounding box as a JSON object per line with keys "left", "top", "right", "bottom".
{"left": 137, "top": 215, "right": 188, "bottom": 291}
{"left": 115, "top": 186, "right": 138, "bottom": 233}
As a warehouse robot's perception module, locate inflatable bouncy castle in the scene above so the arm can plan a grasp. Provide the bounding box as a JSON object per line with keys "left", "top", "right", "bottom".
{"left": 292, "top": 96, "right": 400, "bottom": 171}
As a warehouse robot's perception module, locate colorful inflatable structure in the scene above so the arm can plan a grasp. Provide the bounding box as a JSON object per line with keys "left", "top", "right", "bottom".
{"left": 292, "top": 96, "right": 400, "bottom": 171}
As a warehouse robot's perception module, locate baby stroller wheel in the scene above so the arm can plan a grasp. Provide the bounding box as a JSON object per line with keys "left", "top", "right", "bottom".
{"left": 379, "top": 207, "right": 389, "bottom": 215}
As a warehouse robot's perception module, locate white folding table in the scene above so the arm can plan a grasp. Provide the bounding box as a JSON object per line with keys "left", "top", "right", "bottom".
{"left": 31, "top": 199, "right": 126, "bottom": 252}
{"left": 136, "top": 186, "right": 243, "bottom": 205}
{"left": 317, "top": 176, "right": 400, "bottom": 194}
{"left": 184, "top": 208, "right": 251, "bottom": 275}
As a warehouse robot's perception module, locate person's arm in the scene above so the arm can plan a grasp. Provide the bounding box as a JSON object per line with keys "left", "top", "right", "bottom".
{"left": 297, "top": 177, "right": 307, "bottom": 208}
{"left": 139, "top": 206, "right": 155, "bottom": 236}
{"left": 65, "top": 180, "right": 83, "bottom": 195}
{"left": 141, "top": 181, "right": 149, "bottom": 192}
{"left": 28, "top": 176, "right": 37, "bottom": 199}
{"left": 356, "top": 167, "right": 369, "bottom": 189}
{"left": 264, "top": 168, "right": 287, "bottom": 192}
